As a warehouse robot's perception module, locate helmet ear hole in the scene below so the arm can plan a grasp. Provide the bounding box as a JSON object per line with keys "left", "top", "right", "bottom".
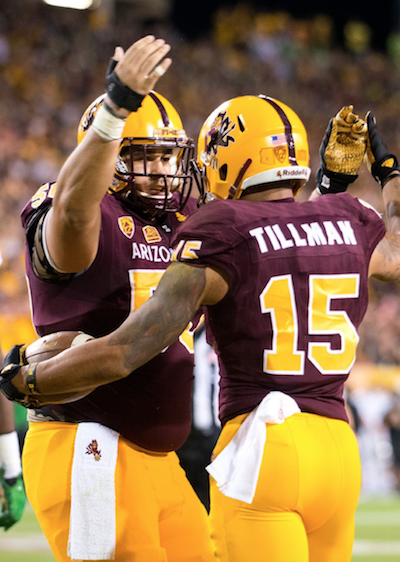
{"left": 219, "top": 164, "right": 228, "bottom": 181}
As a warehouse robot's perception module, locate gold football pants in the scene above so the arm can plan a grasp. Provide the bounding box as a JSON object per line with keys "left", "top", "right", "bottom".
{"left": 22, "top": 421, "right": 216, "bottom": 562}
{"left": 209, "top": 412, "right": 361, "bottom": 562}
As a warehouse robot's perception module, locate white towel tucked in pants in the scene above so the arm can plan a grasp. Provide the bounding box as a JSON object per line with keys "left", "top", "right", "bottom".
{"left": 68, "top": 422, "right": 119, "bottom": 560}
{"left": 206, "top": 391, "right": 300, "bottom": 504}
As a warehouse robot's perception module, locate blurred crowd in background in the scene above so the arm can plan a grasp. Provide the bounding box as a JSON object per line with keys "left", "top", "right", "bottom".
{"left": 1, "top": 0, "right": 400, "bottom": 493}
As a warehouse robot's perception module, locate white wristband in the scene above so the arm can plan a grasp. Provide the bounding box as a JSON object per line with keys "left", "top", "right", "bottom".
{"left": 0, "top": 431, "right": 21, "bottom": 479}
{"left": 91, "top": 103, "right": 126, "bottom": 142}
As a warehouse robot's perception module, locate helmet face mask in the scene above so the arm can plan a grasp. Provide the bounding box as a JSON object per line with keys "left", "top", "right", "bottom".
{"left": 77, "top": 92, "right": 195, "bottom": 216}
{"left": 111, "top": 139, "right": 194, "bottom": 215}
{"left": 196, "top": 95, "right": 311, "bottom": 201}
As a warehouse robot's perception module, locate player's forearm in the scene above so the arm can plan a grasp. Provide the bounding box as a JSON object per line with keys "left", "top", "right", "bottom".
{"left": 53, "top": 128, "right": 120, "bottom": 222}
{"left": 10, "top": 334, "right": 141, "bottom": 400}
{"left": 19, "top": 337, "right": 129, "bottom": 397}
{"left": 9, "top": 264, "right": 209, "bottom": 403}
{"left": 14, "top": 268, "right": 204, "bottom": 399}
{"left": 382, "top": 174, "right": 400, "bottom": 233}
{"left": 15, "top": 319, "right": 182, "bottom": 400}
{"left": 45, "top": 127, "right": 121, "bottom": 271}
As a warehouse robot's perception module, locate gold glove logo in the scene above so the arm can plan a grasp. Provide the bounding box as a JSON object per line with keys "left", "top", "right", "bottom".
{"left": 382, "top": 158, "right": 395, "bottom": 168}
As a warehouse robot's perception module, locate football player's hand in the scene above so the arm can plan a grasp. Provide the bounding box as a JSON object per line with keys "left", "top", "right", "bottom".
{"left": 316, "top": 105, "right": 367, "bottom": 195}
{"left": 0, "top": 345, "right": 28, "bottom": 406}
{"left": 105, "top": 35, "right": 172, "bottom": 113}
{"left": 365, "top": 111, "right": 400, "bottom": 188}
{"left": 0, "top": 468, "right": 26, "bottom": 530}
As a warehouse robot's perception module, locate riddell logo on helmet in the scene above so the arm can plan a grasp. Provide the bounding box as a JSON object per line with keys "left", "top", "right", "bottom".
{"left": 277, "top": 168, "right": 307, "bottom": 178}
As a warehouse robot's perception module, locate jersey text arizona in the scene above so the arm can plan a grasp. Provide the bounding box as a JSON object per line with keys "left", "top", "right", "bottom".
{"left": 132, "top": 242, "right": 173, "bottom": 263}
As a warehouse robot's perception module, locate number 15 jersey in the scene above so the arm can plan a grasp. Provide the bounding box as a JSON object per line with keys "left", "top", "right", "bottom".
{"left": 172, "top": 193, "right": 385, "bottom": 426}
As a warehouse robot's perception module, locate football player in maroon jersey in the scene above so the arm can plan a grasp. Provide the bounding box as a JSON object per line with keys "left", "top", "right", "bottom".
{"left": 3, "top": 95, "right": 400, "bottom": 562}
{"left": 0, "top": 36, "right": 216, "bottom": 562}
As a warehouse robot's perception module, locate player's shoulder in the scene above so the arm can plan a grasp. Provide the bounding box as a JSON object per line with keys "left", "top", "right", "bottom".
{"left": 184, "top": 199, "right": 239, "bottom": 227}
{"left": 312, "top": 192, "right": 382, "bottom": 221}
{"left": 355, "top": 197, "right": 382, "bottom": 218}
{"left": 21, "top": 182, "right": 56, "bottom": 228}
{"left": 341, "top": 193, "right": 383, "bottom": 227}
{"left": 182, "top": 195, "right": 198, "bottom": 216}
{"left": 172, "top": 200, "right": 243, "bottom": 249}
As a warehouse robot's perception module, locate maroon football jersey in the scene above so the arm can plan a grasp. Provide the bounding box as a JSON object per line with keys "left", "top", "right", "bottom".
{"left": 21, "top": 184, "right": 198, "bottom": 451}
{"left": 172, "top": 194, "right": 386, "bottom": 426}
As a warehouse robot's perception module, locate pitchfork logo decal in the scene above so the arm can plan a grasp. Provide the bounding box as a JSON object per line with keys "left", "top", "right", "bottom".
{"left": 202, "top": 111, "right": 236, "bottom": 165}
{"left": 86, "top": 439, "right": 102, "bottom": 461}
{"left": 81, "top": 98, "right": 102, "bottom": 133}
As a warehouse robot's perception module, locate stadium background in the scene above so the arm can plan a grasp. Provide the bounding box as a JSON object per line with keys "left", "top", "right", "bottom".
{"left": 1, "top": 0, "right": 400, "bottom": 558}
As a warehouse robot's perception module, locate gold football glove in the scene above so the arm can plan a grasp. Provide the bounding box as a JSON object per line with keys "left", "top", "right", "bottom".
{"left": 316, "top": 105, "right": 367, "bottom": 194}
{"left": 324, "top": 105, "right": 367, "bottom": 175}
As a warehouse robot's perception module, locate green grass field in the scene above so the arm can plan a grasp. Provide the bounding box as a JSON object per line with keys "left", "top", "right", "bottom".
{"left": 353, "top": 494, "right": 400, "bottom": 561}
{"left": 0, "top": 502, "right": 55, "bottom": 562}
{"left": 1, "top": 494, "right": 400, "bottom": 561}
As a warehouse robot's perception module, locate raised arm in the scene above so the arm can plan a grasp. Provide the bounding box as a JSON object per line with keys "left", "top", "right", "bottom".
{"left": 366, "top": 112, "right": 400, "bottom": 280}
{"left": 0, "top": 263, "right": 229, "bottom": 406}
{"left": 309, "top": 105, "right": 367, "bottom": 200}
{"left": 45, "top": 36, "right": 172, "bottom": 273}
{"left": 309, "top": 107, "right": 400, "bottom": 281}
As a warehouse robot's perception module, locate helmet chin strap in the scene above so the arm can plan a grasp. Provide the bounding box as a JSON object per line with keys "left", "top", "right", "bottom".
{"left": 228, "top": 159, "right": 252, "bottom": 199}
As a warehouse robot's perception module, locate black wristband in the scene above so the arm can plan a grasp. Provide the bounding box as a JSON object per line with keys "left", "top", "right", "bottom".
{"left": 381, "top": 172, "right": 400, "bottom": 188}
{"left": 316, "top": 167, "right": 358, "bottom": 195}
{"left": 106, "top": 71, "right": 145, "bottom": 112}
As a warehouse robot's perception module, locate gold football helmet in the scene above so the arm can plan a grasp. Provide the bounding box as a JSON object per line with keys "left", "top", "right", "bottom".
{"left": 195, "top": 95, "right": 310, "bottom": 201}
{"left": 77, "top": 92, "right": 195, "bottom": 214}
